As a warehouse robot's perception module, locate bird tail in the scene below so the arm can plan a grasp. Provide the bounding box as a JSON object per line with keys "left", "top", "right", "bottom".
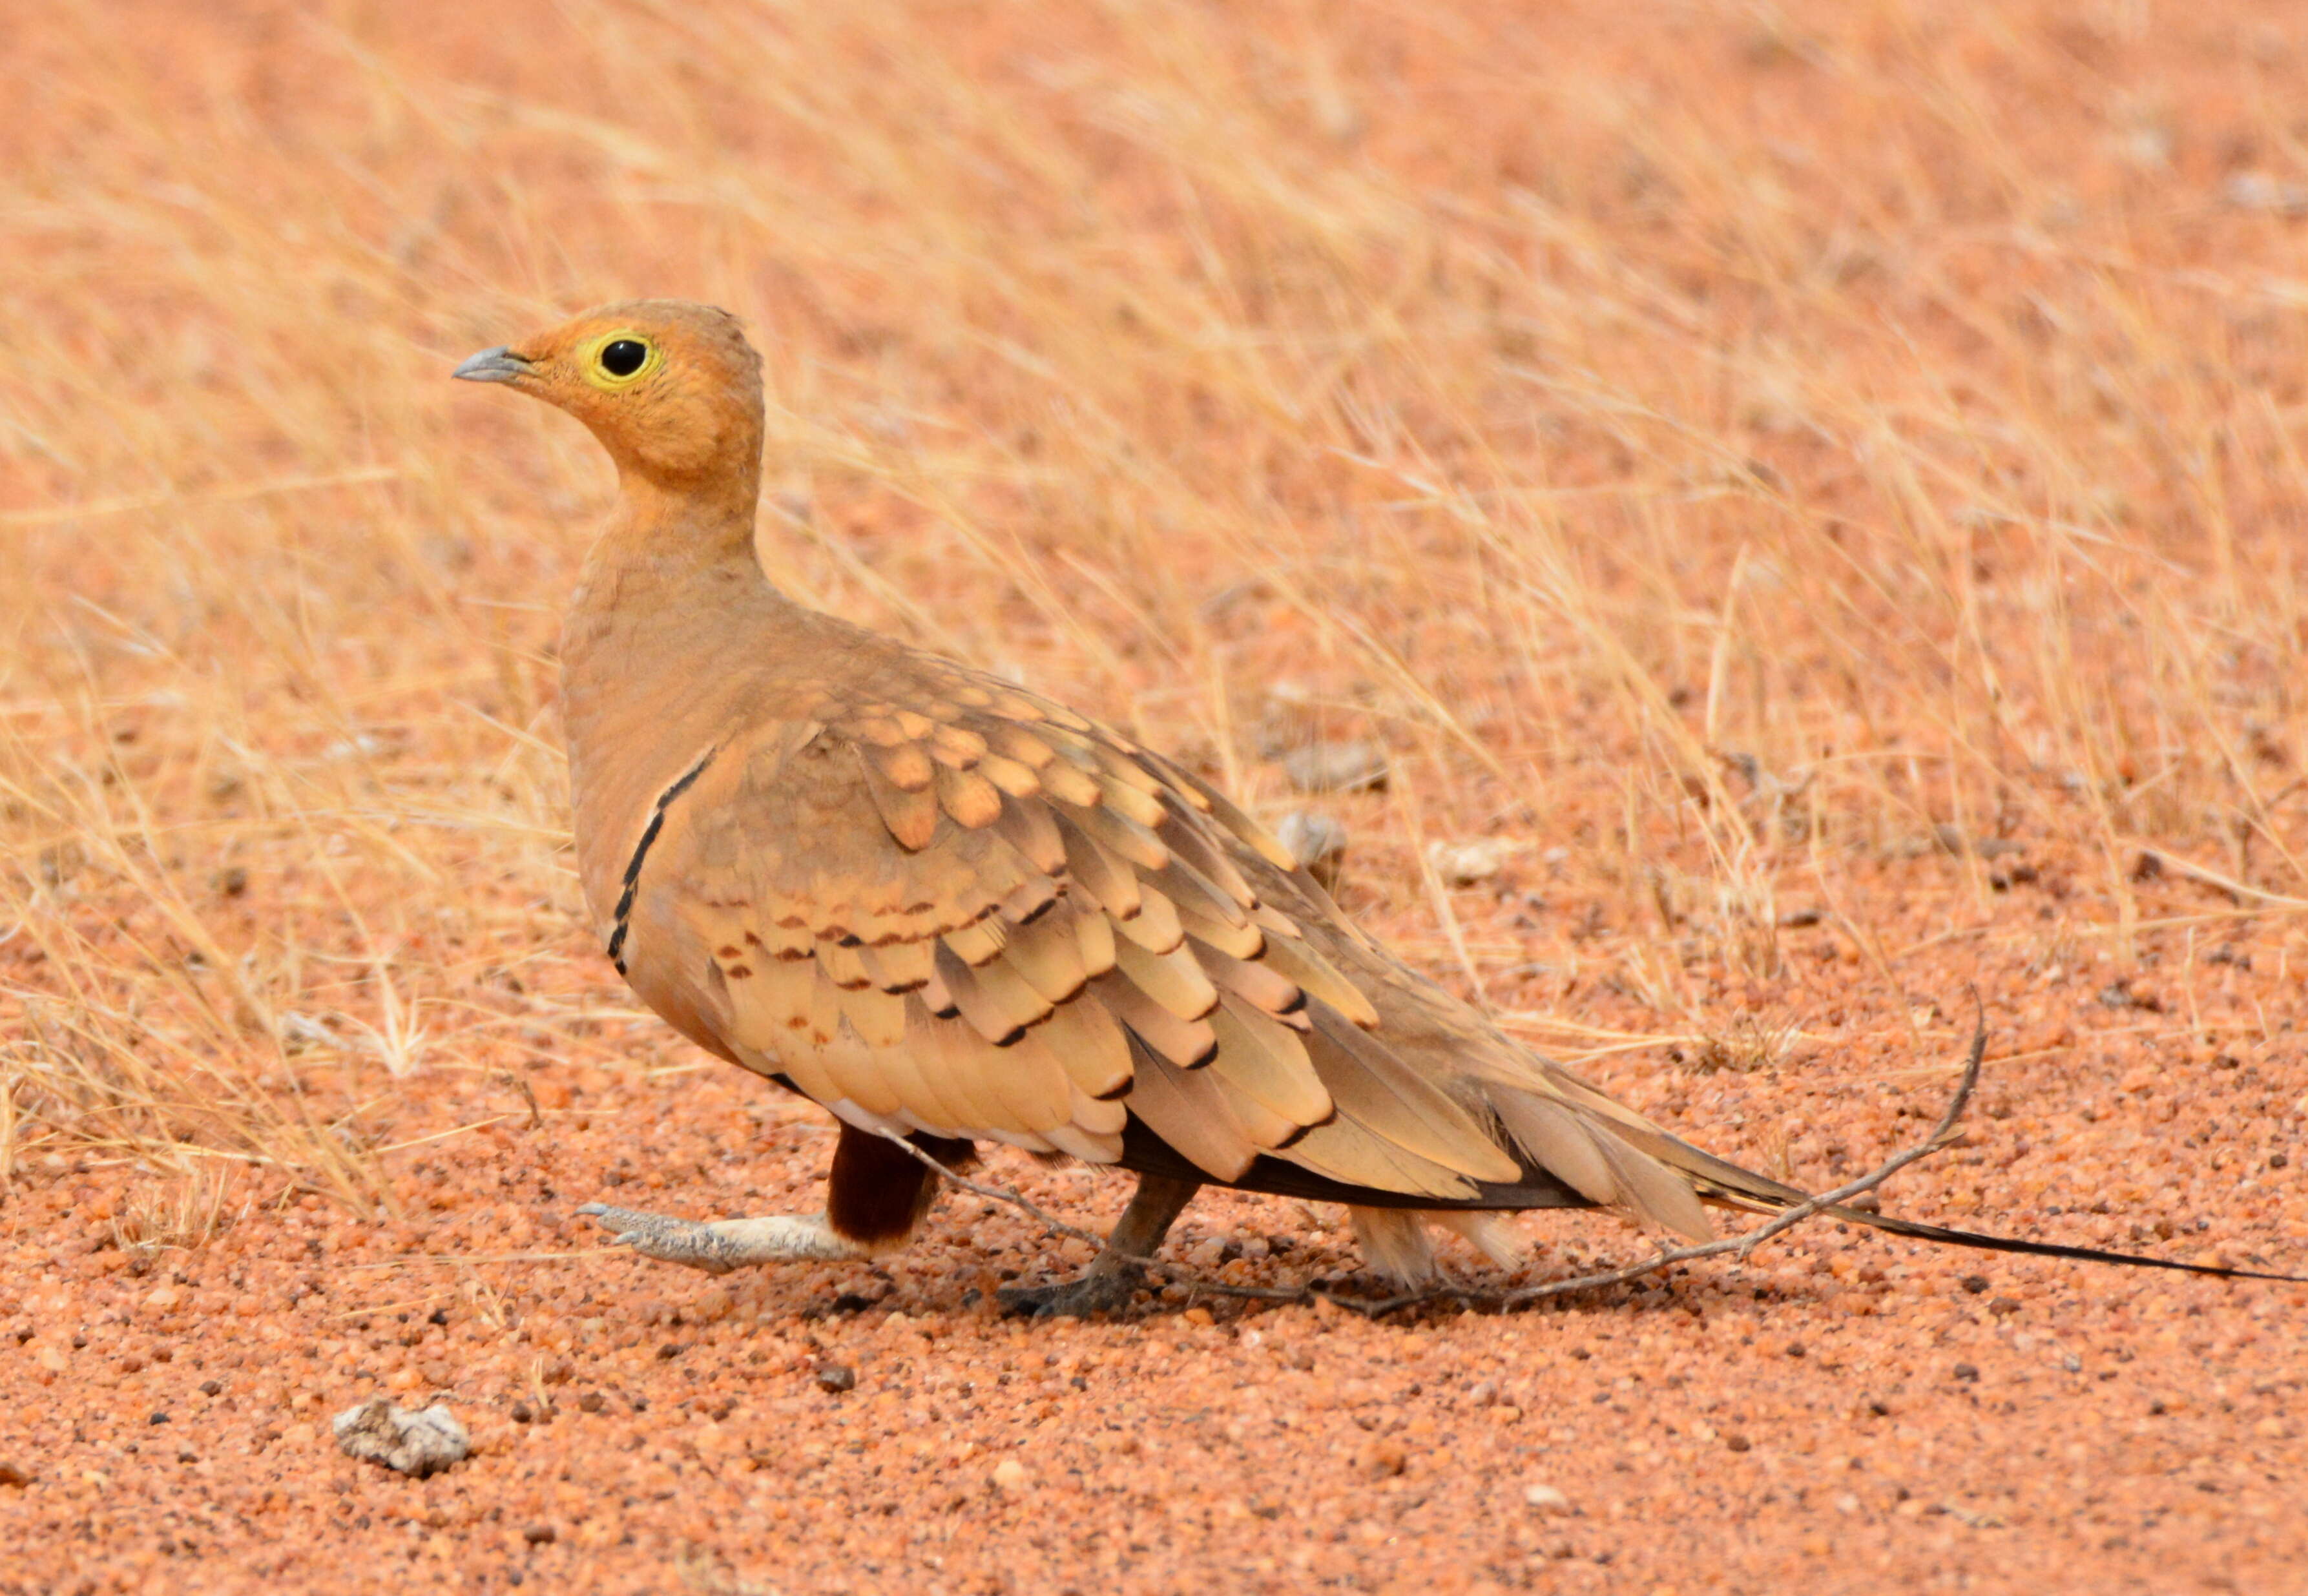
{"left": 1636, "top": 1121, "right": 2308, "bottom": 1285}
{"left": 1747, "top": 1188, "right": 2303, "bottom": 1283}
{"left": 1484, "top": 1034, "right": 2307, "bottom": 1285}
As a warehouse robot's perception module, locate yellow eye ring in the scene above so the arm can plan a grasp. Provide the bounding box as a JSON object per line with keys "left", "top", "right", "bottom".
{"left": 581, "top": 332, "right": 660, "bottom": 391}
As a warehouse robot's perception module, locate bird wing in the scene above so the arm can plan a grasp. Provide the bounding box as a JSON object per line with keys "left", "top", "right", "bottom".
{"left": 614, "top": 635, "right": 1711, "bottom": 1234}
{"left": 611, "top": 645, "right": 1319, "bottom": 1168}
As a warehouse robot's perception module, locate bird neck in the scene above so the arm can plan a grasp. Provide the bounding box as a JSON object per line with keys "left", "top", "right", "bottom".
{"left": 562, "top": 448, "right": 800, "bottom": 710}
{"left": 611, "top": 450, "right": 764, "bottom": 560}
{"left": 557, "top": 474, "right": 800, "bottom": 926}
{"left": 567, "top": 466, "right": 793, "bottom": 646}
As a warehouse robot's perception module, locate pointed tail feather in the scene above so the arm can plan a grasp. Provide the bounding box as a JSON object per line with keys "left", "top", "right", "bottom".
{"left": 1641, "top": 1130, "right": 2308, "bottom": 1285}
{"left": 1804, "top": 1203, "right": 2307, "bottom": 1283}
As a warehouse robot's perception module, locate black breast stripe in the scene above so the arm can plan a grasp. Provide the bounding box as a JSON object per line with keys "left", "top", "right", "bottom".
{"left": 605, "top": 747, "right": 718, "bottom": 975}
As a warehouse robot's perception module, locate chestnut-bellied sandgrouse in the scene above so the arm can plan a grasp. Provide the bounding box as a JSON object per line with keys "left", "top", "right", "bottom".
{"left": 454, "top": 302, "right": 2298, "bottom": 1314}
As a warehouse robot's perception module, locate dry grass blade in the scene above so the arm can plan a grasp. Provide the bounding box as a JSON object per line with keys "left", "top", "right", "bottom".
{"left": 109, "top": 1161, "right": 246, "bottom": 1255}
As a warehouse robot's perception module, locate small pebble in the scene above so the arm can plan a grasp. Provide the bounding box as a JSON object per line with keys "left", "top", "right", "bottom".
{"left": 331, "top": 1398, "right": 470, "bottom": 1479}
{"left": 992, "top": 1457, "right": 1028, "bottom": 1490}
{"left": 1274, "top": 810, "right": 1349, "bottom": 889}
{"left": 1523, "top": 1483, "right": 1571, "bottom": 1513}
{"left": 814, "top": 1363, "right": 857, "bottom": 1394}
{"left": 1359, "top": 1440, "right": 1408, "bottom": 1478}
{"left": 2227, "top": 171, "right": 2308, "bottom": 215}
{"left": 1281, "top": 741, "right": 1388, "bottom": 794}
{"left": 1427, "top": 837, "right": 1510, "bottom": 886}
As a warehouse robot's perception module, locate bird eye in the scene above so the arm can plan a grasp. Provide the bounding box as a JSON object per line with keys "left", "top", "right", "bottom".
{"left": 599, "top": 338, "right": 649, "bottom": 378}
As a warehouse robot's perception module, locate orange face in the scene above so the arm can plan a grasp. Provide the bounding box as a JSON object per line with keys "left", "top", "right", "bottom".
{"left": 454, "top": 300, "right": 762, "bottom": 486}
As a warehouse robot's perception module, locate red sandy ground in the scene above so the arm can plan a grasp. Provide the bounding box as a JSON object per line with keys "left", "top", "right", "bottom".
{"left": 5, "top": 857, "right": 2302, "bottom": 1595}
{"left": 3, "top": 3, "right": 2307, "bottom": 1594}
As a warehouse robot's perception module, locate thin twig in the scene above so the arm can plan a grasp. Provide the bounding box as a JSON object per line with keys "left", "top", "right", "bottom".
{"left": 878, "top": 997, "right": 1987, "bottom": 1318}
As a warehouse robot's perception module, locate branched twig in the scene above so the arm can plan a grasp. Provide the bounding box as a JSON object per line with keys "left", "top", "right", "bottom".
{"left": 879, "top": 997, "right": 1987, "bottom": 1319}
{"left": 1332, "top": 1004, "right": 1986, "bottom": 1316}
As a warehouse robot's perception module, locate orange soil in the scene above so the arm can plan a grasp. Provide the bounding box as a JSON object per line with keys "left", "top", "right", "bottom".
{"left": 3, "top": 3, "right": 2305, "bottom": 1593}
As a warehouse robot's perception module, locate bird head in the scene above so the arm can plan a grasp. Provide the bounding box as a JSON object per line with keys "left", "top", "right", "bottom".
{"left": 454, "top": 300, "right": 764, "bottom": 495}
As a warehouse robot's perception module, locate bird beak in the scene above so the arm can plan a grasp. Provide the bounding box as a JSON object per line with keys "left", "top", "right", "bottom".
{"left": 452, "top": 346, "right": 534, "bottom": 384}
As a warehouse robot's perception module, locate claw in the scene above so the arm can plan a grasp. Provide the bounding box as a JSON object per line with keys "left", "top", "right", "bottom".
{"left": 997, "top": 1269, "right": 1146, "bottom": 1320}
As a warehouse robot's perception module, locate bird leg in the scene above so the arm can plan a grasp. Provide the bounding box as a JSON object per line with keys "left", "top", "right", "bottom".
{"left": 577, "top": 1124, "right": 971, "bottom": 1276}
{"left": 576, "top": 1205, "right": 865, "bottom": 1273}
{"left": 999, "top": 1172, "right": 1202, "bottom": 1319}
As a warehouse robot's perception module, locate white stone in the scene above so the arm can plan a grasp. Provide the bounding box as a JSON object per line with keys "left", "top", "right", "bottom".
{"left": 332, "top": 1398, "right": 470, "bottom": 1478}
{"left": 1523, "top": 1482, "right": 1571, "bottom": 1513}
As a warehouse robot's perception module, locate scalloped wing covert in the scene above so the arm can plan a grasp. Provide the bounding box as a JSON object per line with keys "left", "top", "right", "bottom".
{"left": 614, "top": 637, "right": 1710, "bottom": 1237}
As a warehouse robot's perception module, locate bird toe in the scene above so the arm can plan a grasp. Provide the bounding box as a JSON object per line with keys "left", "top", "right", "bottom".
{"left": 997, "top": 1270, "right": 1145, "bottom": 1320}
{"left": 576, "top": 1204, "right": 738, "bottom": 1272}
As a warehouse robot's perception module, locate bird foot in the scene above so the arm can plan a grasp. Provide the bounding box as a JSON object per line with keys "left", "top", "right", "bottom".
{"left": 576, "top": 1204, "right": 861, "bottom": 1272}
{"left": 997, "top": 1266, "right": 1146, "bottom": 1320}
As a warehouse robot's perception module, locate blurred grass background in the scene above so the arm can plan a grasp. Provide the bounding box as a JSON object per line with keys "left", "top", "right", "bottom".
{"left": 4, "top": 0, "right": 2305, "bottom": 1218}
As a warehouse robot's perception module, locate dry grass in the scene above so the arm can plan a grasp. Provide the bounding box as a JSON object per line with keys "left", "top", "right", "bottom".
{"left": 108, "top": 1160, "right": 245, "bottom": 1256}
{"left": 5, "top": 0, "right": 2307, "bottom": 1210}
